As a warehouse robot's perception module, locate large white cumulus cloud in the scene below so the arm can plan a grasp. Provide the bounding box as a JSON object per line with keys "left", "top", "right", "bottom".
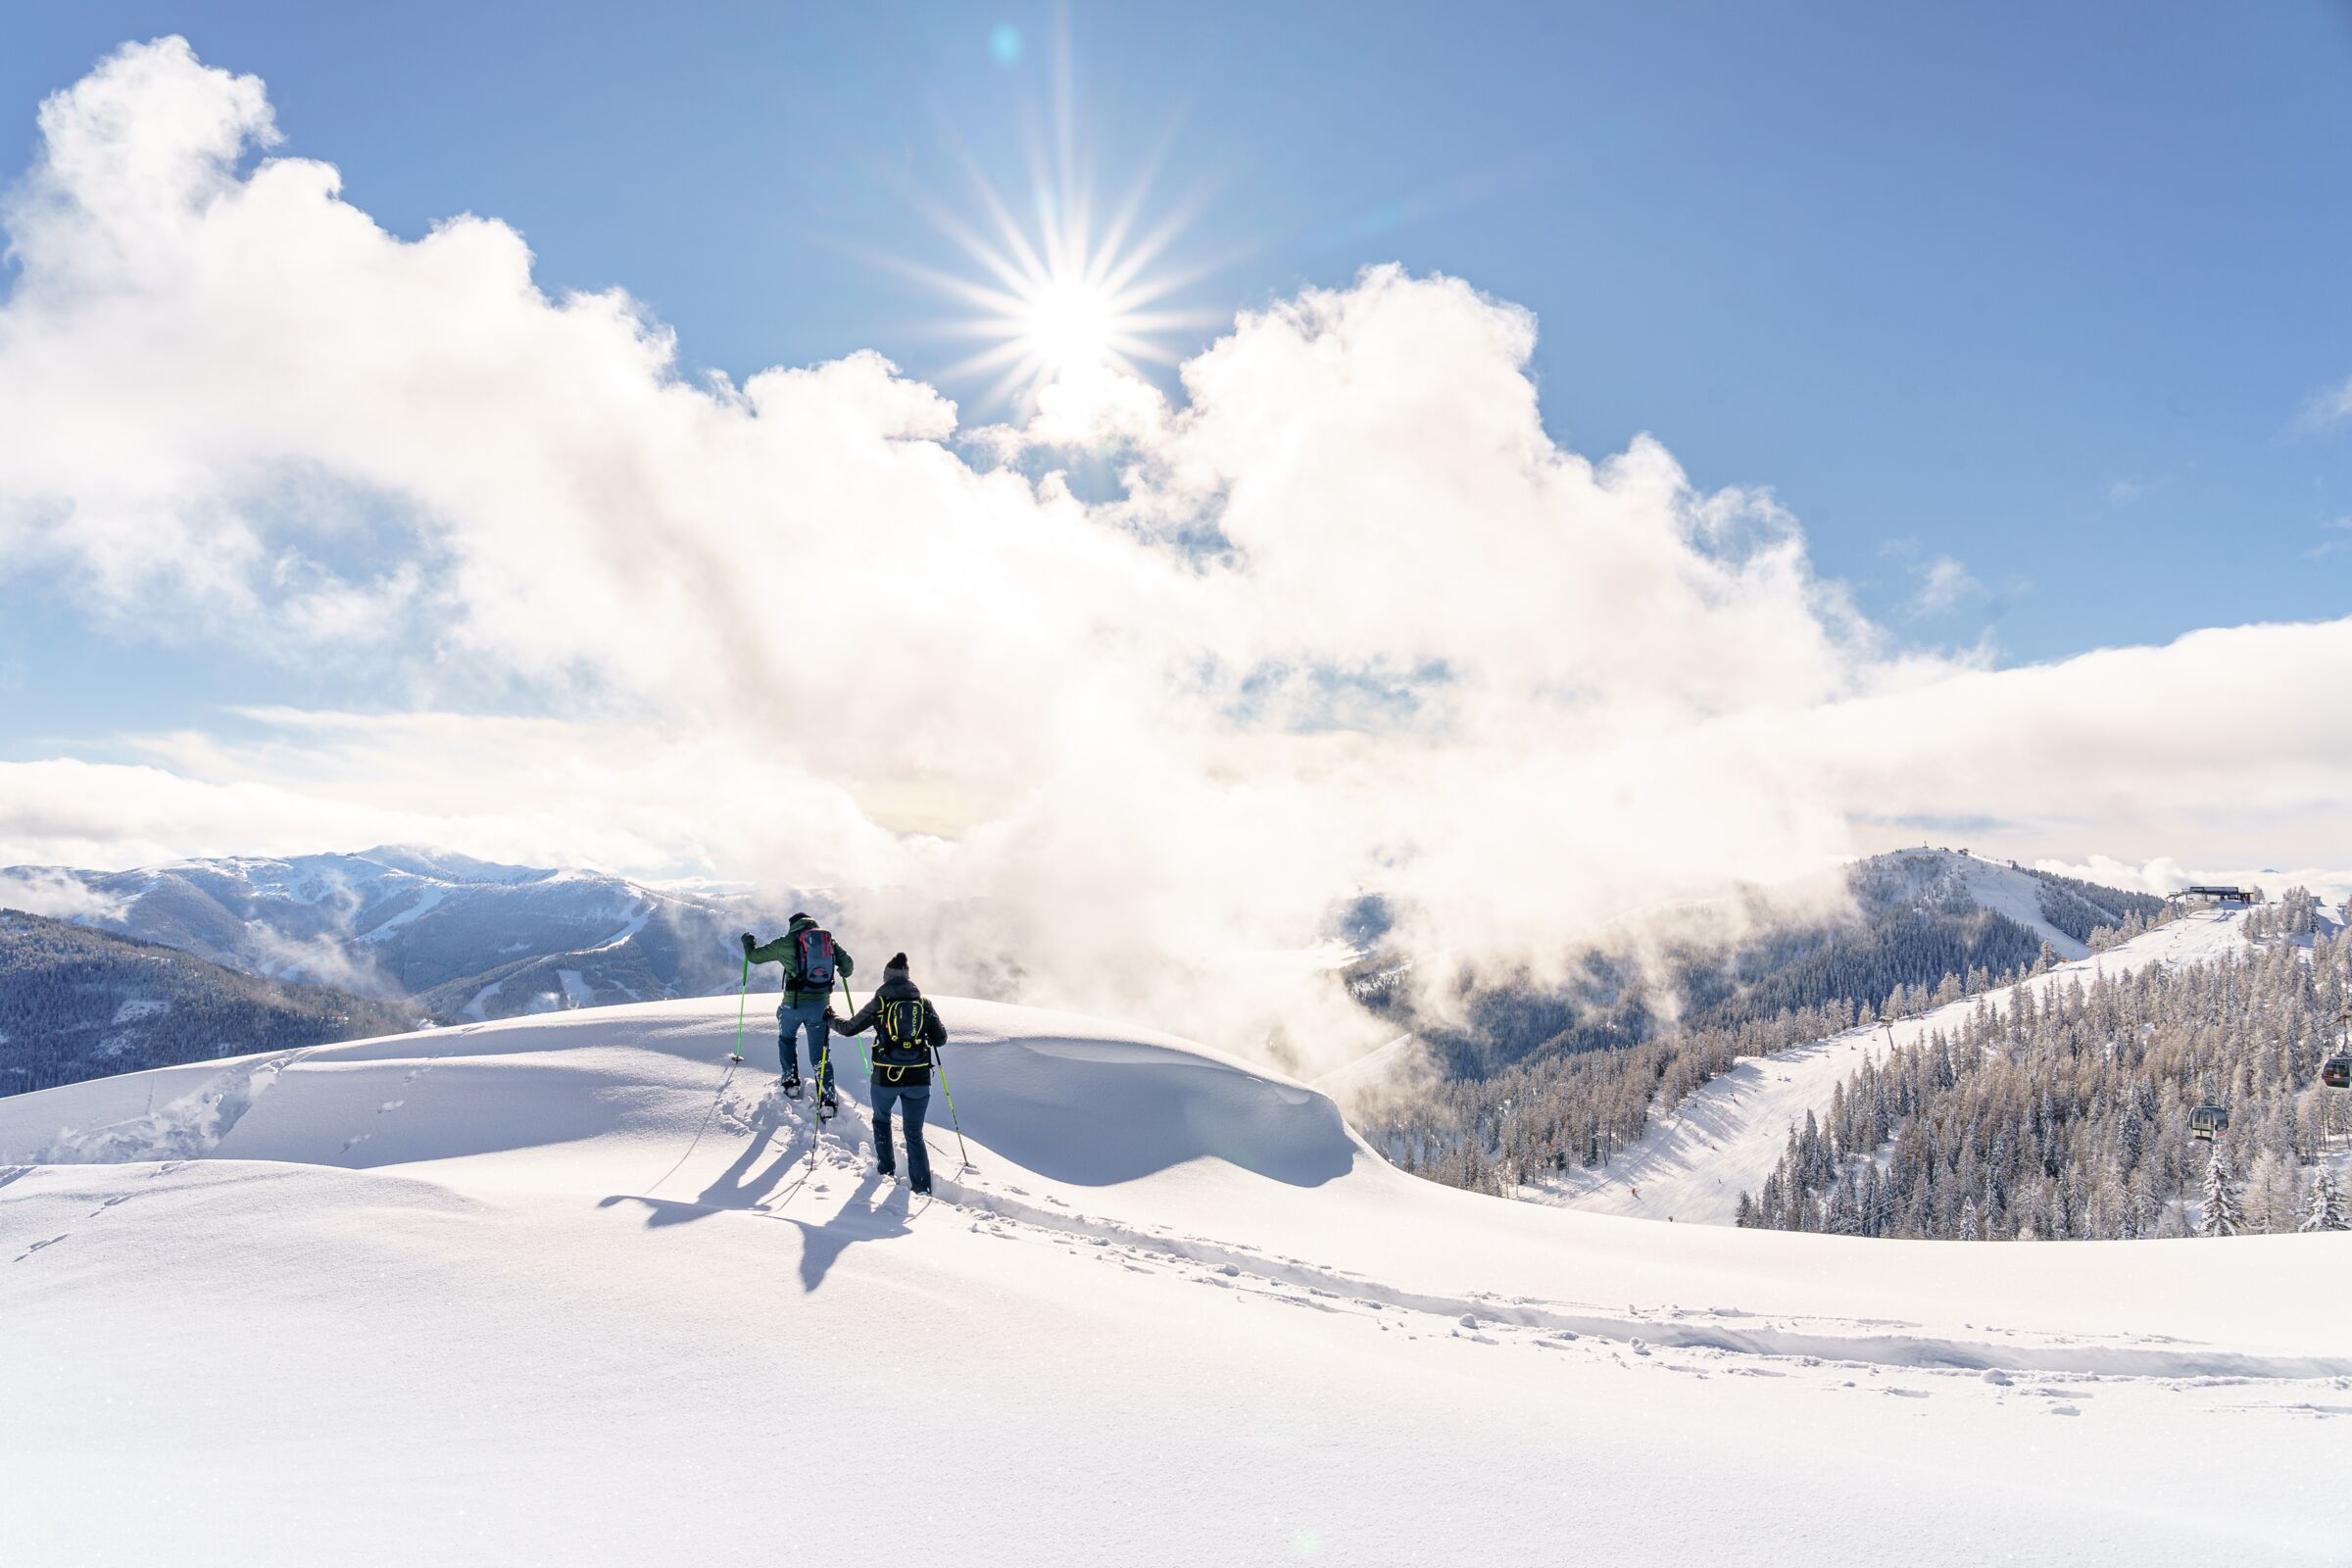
{"left": 4, "top": 39, "right": 2348, "bottom": 1057}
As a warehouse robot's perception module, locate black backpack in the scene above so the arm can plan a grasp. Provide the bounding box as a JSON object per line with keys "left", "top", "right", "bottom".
{"left": 872, "top": 998, "right": 932, "bottom": 1082}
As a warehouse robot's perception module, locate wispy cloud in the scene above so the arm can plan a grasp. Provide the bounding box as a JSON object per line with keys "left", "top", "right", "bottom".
{"left": 2293, "top": 376, "right": 2352, "bottom": 436}
{"left": 0, "top": 867, "right": 127, "bottom": 922}
{"left": 2107, "top": 475, "right": 2179, "bottom": 507}
{"left": 1905, "top": 556, "right": 1983, "bottom": 619}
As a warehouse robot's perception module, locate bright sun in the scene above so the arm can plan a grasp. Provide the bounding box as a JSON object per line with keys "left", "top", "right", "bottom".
{"left": 918, "top": 230, "right": 1204, "bottom": 411}
{"left": 889, "top": 116, "right": 1225, "bottom": 411}
{"left": 1022, "top": 277, "right": 1120, "bottom": 378}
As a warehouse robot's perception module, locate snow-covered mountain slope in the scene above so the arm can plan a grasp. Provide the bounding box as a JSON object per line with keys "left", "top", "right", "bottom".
{"left": 3, "top": 846, "right": 788, "bottom": 1019}
{"left": 1536, "top": 908, "right": 2254, "bottom": 1224}
{"left": 1860, "top": 846, "right": 2159, "bottom": 962}
{"left": 1932, "top": 849, "right": 2096, "bottom": 957}
{"left": 3, "top": 990, "right": 2346, "bottom": 1564}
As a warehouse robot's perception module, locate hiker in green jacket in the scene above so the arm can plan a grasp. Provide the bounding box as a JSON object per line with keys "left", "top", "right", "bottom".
{"left": 742, "top": 913, "right": 854, "bottom": 1110}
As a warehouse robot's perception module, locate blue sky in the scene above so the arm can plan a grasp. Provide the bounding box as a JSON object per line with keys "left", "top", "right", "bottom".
{"left": 2, "top": 4, "right": 2350, "bottom": 895}
{"left": 10, "top": 4, "right": 2350, "bottom": 676}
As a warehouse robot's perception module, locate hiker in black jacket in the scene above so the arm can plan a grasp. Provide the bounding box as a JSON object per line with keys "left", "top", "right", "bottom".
{"left": 826, "top": 952, "right": 948, "bottom": 1194}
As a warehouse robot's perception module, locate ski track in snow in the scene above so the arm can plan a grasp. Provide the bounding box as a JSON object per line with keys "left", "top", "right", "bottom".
{"left": 353, "top": 883, "right": 446, "bottom": 943}
{"left": 604, "top": 1082, "right": 2350, "bottom": 1392}
{"left": 1, "top": 990, "right": 2346, "bottom": 1564}
{"left": 578, "top": 904, "right": 653, "bottom": 954}
{"left": 1535, "top": 907, "right": 2253, "bottom": 1224}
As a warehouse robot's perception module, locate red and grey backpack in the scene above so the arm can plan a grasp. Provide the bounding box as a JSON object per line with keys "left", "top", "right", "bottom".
{"left": 794, "top": 927, "right": 837, "bottom": 990}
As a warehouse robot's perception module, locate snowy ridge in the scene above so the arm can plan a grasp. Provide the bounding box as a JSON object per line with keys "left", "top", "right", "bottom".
{"left": 3, "top": 988, "right": 2348, "bottom": 1563}
{"left": 5, "top": 846, "right": 787, "bottom": 1019}
{"left": 1537, "top": 908, "right": 2252, "bottom": 1224}
{"left": 1872, "top": 846, "right": 2117, "bottom": 959}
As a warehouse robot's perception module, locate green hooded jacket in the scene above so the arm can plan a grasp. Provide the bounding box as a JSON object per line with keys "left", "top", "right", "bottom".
{"left": 745, "top": 913, "right": 856, "bottom": 1002}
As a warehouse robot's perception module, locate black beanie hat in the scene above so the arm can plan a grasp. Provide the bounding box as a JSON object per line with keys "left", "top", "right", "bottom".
{"left": 886, "top": 952, "right": 909, "bottom": 974}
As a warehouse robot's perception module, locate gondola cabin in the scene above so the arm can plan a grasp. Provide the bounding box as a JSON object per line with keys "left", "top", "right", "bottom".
{"left": 2190, "top": 1103, "right": 2230, "bottom": 1141}
{"left": 2324, "top": 1054, "right": 2352, "bottom": 1091}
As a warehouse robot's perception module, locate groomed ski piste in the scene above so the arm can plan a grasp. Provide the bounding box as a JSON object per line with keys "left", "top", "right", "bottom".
{"left": 1538, "top": 906, "right": 2258, "bottom": 1225}
{"left": 4, "top": 983, "right": 2348, "bottom": 1564}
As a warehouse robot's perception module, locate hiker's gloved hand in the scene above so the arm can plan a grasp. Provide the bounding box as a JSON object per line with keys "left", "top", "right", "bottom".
{"left": 740, "top": 932, "right": 757, "bottom": 955}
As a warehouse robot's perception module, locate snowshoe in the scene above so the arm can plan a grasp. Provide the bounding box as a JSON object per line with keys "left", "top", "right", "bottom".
{"left": 816, "top": 1089, "right": 839, "bottom": 1122}
{"left": 780, "top": 1070, "right": 804, "bottom": 1101}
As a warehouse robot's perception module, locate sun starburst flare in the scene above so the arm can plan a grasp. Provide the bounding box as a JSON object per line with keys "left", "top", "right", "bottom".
{"left": 904, "top": 177, "right": 1228, "bottom": 415}
{"left": 877, "top": 52, "right": 1233, "bottom": 417}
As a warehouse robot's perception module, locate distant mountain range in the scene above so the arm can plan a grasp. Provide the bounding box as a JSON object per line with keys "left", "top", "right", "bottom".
{"left": 0, "top": 847, "right": 802, "bottom": 1024}
{"left": 0, "top": 909, "right": 420, "bottom": 1096}
{"left": 0, "top": 842, "right": 2171, "bottom": 1103}
{"left": 1356, "top": 847, "right": 2172, "bottom": 1076}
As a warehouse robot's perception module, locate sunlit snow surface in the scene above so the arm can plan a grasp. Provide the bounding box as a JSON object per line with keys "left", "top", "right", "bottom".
{"left": 2, "top": 984, "right": 2346, "bottom": 1564}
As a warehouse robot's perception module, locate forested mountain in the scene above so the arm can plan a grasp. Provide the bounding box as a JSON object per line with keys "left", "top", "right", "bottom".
{"left": 0, "top": 910, "right": 422, "bottom": 1096}
{"left": 1739, "top": 891, "right": 2352, "bottom": 1240}
{"left": 2, "top": 848, "right": 799, "bottom": 1022}
{"left": 1353, "top": 849, "right": 2173, "bottom": 1194}
{"left": 1357, "top": 848, "right": 2165, "bottom": 1078}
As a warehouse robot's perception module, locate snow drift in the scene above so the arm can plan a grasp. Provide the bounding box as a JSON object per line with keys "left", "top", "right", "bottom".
{"left": 3, "top": 994, "right": 2349, "bottom": 1565}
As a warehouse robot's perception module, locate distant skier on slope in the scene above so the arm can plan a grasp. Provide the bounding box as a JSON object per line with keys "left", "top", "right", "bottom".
{"left": 826, "top": 951, "right": 949, "bottom": 1195}
{"left": 743, "top": 914, "right": 855, "bottom": 1110}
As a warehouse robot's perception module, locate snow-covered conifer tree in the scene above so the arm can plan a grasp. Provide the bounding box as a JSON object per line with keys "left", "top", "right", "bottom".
{"left": 2245, "top": 1149, "right": 2297, "bottom": 1235}
{"left": 2300, "top": 1166, "right": 2347, "bottom": 1233}
{"left": 2198, "top": 1156, "right": 2243, "bottom": 1239}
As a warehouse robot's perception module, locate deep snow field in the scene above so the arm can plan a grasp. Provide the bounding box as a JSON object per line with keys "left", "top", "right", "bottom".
{"left": 3, "top": 987, "right": 2348, "bottom": 1565}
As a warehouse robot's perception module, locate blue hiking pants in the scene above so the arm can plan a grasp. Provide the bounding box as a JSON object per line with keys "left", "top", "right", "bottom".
{"left": 778, "top": 996, "right": 833, "bottom": 1096}
{"left": 870, "top": 1083, "right": 932, "bottom": 1192}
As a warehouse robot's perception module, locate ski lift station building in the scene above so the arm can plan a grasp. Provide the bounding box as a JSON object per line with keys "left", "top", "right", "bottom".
{"left": 2166, "top": 885, "right": 2266, "bottom": 906}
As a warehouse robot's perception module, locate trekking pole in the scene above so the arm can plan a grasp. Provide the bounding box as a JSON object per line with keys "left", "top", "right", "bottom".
{"left": 838, "top": 975, "right": 869, "bottom": 1074}
{"left": 811, "top": 1029, "right": 837, "bottom": 1130}
{"left": 729, "top": 953, "right": 749, "bottom": 1063}
{"left": 931, "top": 1047, "right": 971, "bottom": 1175}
